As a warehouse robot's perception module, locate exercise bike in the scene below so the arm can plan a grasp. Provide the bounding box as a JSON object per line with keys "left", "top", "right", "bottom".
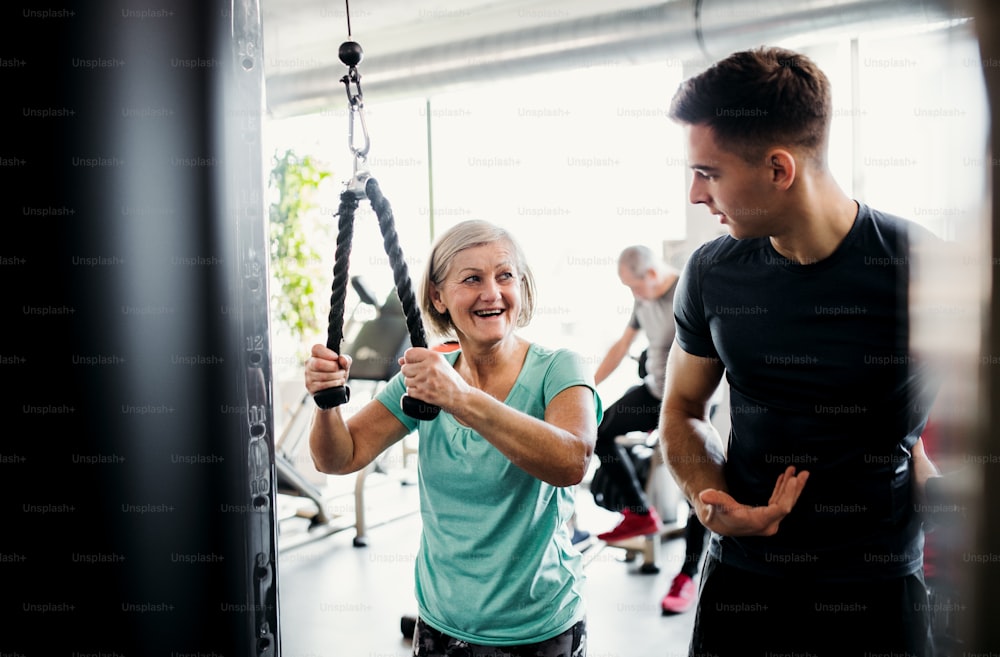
{"left": 275, "top": 275, "right": 413, "bottom": 548}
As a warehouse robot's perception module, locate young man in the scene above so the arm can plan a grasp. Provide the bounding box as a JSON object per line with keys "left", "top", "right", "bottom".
{"left": 661, "top": 46, "right": 942, "bottom": 656}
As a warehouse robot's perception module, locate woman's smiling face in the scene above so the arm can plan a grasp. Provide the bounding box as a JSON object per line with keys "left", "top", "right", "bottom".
{"left": 430, "top": 241, "right": 522, "bottom": 345}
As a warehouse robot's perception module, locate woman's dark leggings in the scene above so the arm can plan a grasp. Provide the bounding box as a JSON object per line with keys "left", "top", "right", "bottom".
{"left": 412, "top": 617, "right": 587, "bottom": 657}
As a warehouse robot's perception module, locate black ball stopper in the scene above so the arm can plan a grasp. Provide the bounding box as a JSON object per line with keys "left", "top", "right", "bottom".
{"left": 339, "top": 40, "right": 364, "bottom": 67}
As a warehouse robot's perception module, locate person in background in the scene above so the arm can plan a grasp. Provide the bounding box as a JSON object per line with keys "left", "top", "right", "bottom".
{"left": 305, "top": 219, "right": 600, "bottom": 657}
{"left": 590, "top": 245, "right": 676, "bottom": 544}
{"left": 660, "top": 46, "right": 942, "bottom": 656}
{"left": 659, "top": 499, "right": 711, "bottom": 615}
{"left": 588, "top": 245, "right": 713, "bottom": 614}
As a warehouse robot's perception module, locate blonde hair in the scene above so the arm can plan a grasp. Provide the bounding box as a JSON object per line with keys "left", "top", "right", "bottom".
{"left": 420, "top": 220, "right": 537, "bottom": 338}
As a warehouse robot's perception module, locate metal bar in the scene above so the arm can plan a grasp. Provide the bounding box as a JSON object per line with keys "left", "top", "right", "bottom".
{"left": 265, "top": 0, "right": 957, "bottom": 117}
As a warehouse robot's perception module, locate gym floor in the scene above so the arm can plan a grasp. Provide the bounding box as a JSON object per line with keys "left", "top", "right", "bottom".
{"left": 274, "top": 447, "right": 698, "bottom": 657}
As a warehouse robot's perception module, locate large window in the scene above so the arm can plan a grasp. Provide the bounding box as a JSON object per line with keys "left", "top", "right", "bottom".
{"left": 264, "top": 20, "right": 989, "bottom": 410}
{"left": 851, "top": 23, "right": 988, "bottom": 241}
{"left": 426, "top": 62, "right": 688, "bottom": 363}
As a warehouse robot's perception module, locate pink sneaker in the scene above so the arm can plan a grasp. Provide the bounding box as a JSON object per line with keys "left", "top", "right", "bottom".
{"left": 597, "top": 507, "right": 662, "bottom": 543}
{"left": 660, "top": 573, "right": 697, "bottom": 615}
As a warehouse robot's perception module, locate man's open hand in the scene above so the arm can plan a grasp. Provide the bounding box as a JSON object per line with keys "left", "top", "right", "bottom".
{"left": 697, "top": 466, "right": 810, "bottom": 537}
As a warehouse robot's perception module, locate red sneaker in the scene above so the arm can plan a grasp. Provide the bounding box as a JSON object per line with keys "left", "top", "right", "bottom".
{"left": 597, "top": 507, "right": 662, "bottom": 543}
{"left": 660, "top": 573, "right": 697, "bottom": 615}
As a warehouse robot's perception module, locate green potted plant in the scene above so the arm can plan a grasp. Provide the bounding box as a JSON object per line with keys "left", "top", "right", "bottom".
{"left": 268, "top": 148, "right": 333, "bottom": 359}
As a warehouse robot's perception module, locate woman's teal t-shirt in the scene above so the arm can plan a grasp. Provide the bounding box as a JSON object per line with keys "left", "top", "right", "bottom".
{"left": 375, "top": 343, "right": 602, "bottom": 645}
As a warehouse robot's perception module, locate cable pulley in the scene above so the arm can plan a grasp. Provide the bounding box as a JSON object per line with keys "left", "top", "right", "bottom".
{"left": 313, "top": 10, "right": 440, "bottom": 421}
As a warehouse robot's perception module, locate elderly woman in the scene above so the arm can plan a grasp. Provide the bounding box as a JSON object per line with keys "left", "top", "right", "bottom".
{"left": 305, "top": 219, "right": 600, "bottom": 657}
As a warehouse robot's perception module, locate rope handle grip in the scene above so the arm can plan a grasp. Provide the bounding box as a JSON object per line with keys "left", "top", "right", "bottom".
{"left": 312, "top": 181, "right": 440, "bottom": 420}
{"left": 316, "top": 34, "right": 438, "bottom": 419}
{"left": 367, "top": 177, "right": 440, "bottom": 420}
{"left": 312, "top": 191, "right": 359, "bottom": 411}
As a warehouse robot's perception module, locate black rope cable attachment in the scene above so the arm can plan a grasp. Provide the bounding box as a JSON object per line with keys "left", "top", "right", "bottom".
{"left": 312, "top": 36, "right": 441, "bottom": 421}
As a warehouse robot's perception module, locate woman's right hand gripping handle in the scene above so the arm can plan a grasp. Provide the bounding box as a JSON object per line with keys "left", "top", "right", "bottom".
{"left": 306, "top": 344, "right": 353, "bottom": 410}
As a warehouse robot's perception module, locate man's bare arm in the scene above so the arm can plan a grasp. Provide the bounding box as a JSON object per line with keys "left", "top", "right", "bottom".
{"left": 658, "top": 342, "right": 728, "bottom": 505}
{"left": 659, "top": 341, "right": 809, "bottom": 536}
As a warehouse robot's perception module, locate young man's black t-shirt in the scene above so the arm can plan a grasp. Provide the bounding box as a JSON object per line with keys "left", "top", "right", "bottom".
{"left": 674, "top": 202, "right": 941, "bottom": 581}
